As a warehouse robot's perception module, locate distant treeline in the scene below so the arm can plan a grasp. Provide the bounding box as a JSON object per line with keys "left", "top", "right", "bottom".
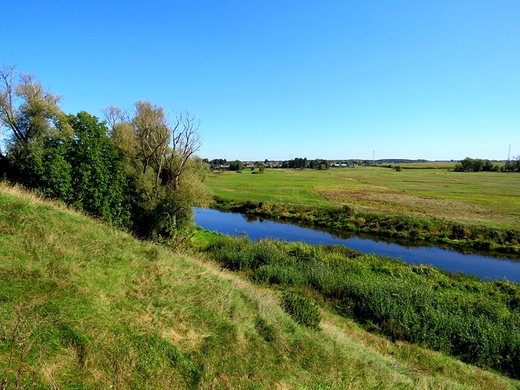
{"left": 207, "top": 157, "right": 437, "bottom": 170}
{"left": 455, "top": 157, "right": 520, "bottom": 172}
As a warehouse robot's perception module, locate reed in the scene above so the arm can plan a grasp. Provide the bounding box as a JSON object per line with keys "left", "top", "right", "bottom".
{"left": 202, "top": 233, "right": 520, "bottom": 378}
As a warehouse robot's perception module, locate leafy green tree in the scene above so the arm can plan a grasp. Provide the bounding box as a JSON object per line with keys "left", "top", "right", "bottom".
{"left": 455, "top": 157, "right": 478, "bottom": 172}
{"left": 455, "top": 157, "right": 494, "bottom": 173}
{"left": 504, "top": 156, "right": 520, "bottom": 172}
{"left": 67, "top": 112, "right": 131, "bottom": 228}
{"left": 210, "top": 158, "right": 227, "bottom": 166}
{"left": 1, "top": 66, "right": 74, "bottom": 192}
{"left": 482, "top": 160, "right": 495, "bottom": 172}
{"left": 309, "top": 159, "right": 330, "bottom": 170}
{"left": 229, "top": 160, "right": 245, "bottom": 171}
{"left": 0, "top": 66, "right": 72, "bottom": 146}
{"left": 106, "top": 102, "right": 212, "bottom": 238}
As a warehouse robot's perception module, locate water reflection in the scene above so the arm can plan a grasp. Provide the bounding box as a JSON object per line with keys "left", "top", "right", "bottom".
{"left": 194, "top": 208, "right": 520, "bottom": 283}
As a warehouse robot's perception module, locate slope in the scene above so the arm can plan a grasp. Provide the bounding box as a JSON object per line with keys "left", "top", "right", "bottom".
{"left": 0, "top": 184, "right": 518, "bottom": 389}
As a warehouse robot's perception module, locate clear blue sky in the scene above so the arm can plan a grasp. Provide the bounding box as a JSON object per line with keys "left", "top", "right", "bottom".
{"left": 3, "top": 1, "right": 519, "bottom": 161}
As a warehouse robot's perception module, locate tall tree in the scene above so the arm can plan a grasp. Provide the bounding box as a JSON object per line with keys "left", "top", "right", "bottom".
{"left": 0, "top": 66, "right": 72, "bottom": 188}
{"left": 67, "top": 112, "right": 131, "bottom": 228}
{"left": 168, "top": 111, "right": 202, "bottom": 190}
{"left": 0, "top": 66, "right": 71, "bottom": 145}
{"left": 106, "top": 101, "right": 211, "bottom": 238}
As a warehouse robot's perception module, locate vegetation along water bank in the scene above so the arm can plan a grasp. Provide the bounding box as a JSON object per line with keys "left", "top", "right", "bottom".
{"left": 212, "top": 196, "right": 520, "bottom": 255}
{"left": 5, "top": 185, "right": 520, "bottom": 388}
{"left": 198, "top": 231, "right": 520, "bottom": 379}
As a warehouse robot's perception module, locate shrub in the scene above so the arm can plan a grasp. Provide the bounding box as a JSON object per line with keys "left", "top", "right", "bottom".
{"left": 254, "top": 316, "right": 277, "bottom": 342}
{"left": 282, "top": 292, "right": 321, "bottom": 329}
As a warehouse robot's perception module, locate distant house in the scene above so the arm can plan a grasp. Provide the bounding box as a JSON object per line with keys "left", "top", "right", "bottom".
{"left": 220, "top": 163, "right": 230, "bottom": 169}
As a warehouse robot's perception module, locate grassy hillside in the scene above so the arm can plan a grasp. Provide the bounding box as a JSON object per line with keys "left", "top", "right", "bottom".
{"left": 1, "top": 184, "right": 519, "bottom": 389}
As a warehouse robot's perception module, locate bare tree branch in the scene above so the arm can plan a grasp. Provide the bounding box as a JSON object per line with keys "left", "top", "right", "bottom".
{"left": 169, "top": 110, "right": 202, "bottom": 190}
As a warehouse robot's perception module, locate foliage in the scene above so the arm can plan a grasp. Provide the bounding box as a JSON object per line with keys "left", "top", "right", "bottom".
{"left": 309, "top": 158, "right": 330, "bottom": 170}
{"left": 0, "top": 70, "right": 132, "bottom": 227}
{"left": 0, "top": 67, "right": 72, "bottom": 146}
{"left": 504, "top": 155, "right": 520, "bottom": 172}
{"left": 454, "top": 157, "right": 499, "bottom": 172}
{"left": 202, "top": 233, "right": 520, "bottom": 379}
{"left": 282, "top": 292, "right": 321, "bottom": 329}
{"left": 67, "top": 112, "right": 131, "bottom": 227}
{"left": 229, "top": 159, "right": 244, "bottom": 171}
{"left": 1, "top": 67, "right": 73, "bottom": 191}
{"left": 105, "top": 101, "right": 212, "bottom": 238}
{"left": 282, "top": 157, "right": 308, "bottom": 169}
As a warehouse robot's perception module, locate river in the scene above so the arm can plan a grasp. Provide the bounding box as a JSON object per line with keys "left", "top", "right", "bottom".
{"left": 194, "top": 207, "right": 520, "bottom": 283}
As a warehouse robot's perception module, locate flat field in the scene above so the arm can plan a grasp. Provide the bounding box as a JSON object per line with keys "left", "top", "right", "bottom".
{"left": 207, "top": 167, "right": 520, "bottom": 229}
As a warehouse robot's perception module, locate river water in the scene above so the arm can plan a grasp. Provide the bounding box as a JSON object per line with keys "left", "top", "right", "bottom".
{"left": 194, "top": 207, "right": 520, "bottom": 283}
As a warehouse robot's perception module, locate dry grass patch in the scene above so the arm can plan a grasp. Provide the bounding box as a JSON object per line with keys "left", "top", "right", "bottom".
{"left": 322, "top": 190, "right": 490, "bottom": 220}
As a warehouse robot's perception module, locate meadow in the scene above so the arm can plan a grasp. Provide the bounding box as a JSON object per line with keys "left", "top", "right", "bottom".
{"left": 207, "top": 166, "right": 520, "bottom": 229}
{"left": 206, "top": 167, "right": 520, "bottom": 252}
{"left": 4, "top": 185, "right": 520, "bottom": 388}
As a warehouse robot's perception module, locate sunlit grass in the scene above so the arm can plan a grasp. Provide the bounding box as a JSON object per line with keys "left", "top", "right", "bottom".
{"left": 1, "top": 183, "right": 519, "bottom": 389}
{"left": 201, "top": 232, "right": 520, "bottom": 380}
{"left": 207, "top": 167, "right": 520, "bottom": 229}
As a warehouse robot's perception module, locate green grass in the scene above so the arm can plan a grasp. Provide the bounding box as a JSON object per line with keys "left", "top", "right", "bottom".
{"left": 2, "top": 184, "right": 520, "bottom": 389}
{"left": 207, "top": 167, "right": 520, "bottom": 229}
{"left": 199, "top": 233, "right": 520, "bottom": 379}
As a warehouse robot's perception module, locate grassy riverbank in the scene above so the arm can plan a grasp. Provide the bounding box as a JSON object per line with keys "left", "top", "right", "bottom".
{"left": 197, "top": 231, "right": 520, "bottom": 379}
{"left": 2, "top": 187, "right": 520, "bottom": 388}
{"left": 207, "top": 168, "right": 520, "bottom": 253}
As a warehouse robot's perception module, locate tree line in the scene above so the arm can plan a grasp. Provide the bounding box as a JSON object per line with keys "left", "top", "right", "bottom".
{"left": 208, "top": 157, "right": 333, "bottom": 170}
{"left": 454, "top": 157, "right": 520, "bottom": 172}
{"left": 0, "top": 66, "right": 211, "bottom": 240}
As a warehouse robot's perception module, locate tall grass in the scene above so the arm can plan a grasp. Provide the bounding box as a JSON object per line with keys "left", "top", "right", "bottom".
{"left": 213, "top": 197, "right": 520, "bottom": 254}
{"left": 203, "top": 233, "right": 520, "bottom": 379}
{"left": 3, "top": 184, "right": 520, "bottom": 389}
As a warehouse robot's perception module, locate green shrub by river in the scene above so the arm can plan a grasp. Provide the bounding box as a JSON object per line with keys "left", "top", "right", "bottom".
{"left": 213, "top": 197, "right": 520, "bottom": 254}
{"left": 202, "top": 233, "right": 520, "bottom": 379}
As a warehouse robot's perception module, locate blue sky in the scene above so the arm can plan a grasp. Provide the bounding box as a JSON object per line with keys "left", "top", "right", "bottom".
{"left": 2, "top": 1, "right": 519, "bottom": 161}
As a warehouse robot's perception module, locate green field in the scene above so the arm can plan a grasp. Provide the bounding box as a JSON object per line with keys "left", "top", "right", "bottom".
{"left": 4, "top": 185, "right": 520, "bottom": 388}
{"left": 207, "top": 167, "right": 520, "bottom": 230}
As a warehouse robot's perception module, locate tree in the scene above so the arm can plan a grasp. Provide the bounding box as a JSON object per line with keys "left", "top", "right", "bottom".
{"left": 482, "top": 160, "right": 495, "bottom": 172}
{"left": 309, "top": 159, "right": 330, "bottom": 170}
{"left": 229, "top": 160, "right": 244, "bottom": 171}
{"left": 67, "top": 112, "right": 131, "bottom": 227}
{"left": 504, "top": 155, "right": 520, "bottom": 172}
{"left": 0, "top": 71, "right": 130, "bottom": 226}
{"left": 454, "top": 157, "right": 490, "bottom": 172}
{"left": 0, "top": 66, "right": 71, "bottom": 146}
{"left": 167, "top": 110, "right": 202, "bottom": 190}
{"left": 106, "top": 101, "right": 211, "bottom": 238}
{"left": 0, "top": 66, "right": 73, "bottom": 189}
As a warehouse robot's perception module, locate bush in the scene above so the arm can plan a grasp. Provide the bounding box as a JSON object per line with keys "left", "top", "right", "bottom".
{"left": 203, "top": 235, "right": 520, "bottom": 378}
{"left": 282, "top": 292, "right": 321, "bottom": 329}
